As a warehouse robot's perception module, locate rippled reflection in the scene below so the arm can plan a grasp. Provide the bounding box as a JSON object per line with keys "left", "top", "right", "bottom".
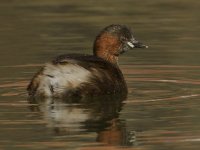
{"left": 28, "top": 93, "right": 139, "bottom": 146}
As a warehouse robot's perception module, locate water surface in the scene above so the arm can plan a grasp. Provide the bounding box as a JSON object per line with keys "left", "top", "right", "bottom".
{"left": 0, "top": 0, "right": 200, "bottom": 149}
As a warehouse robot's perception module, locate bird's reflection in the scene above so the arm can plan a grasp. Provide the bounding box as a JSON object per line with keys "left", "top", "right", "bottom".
{"left": 28, "top": 93, "right": 136, "bottom": 146}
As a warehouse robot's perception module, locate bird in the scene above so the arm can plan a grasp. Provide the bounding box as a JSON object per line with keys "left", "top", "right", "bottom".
{"left": 27, "top": 24, "right": 148, "bottom": 100}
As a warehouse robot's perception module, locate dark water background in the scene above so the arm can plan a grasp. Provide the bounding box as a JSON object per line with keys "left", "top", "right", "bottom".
{"left": 0, "top": 0, "right": 200, "bottom": 149}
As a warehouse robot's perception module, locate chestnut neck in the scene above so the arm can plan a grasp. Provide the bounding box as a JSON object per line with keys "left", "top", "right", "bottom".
{"left": 93, "top": 33, "right": 121, "bottom": 65}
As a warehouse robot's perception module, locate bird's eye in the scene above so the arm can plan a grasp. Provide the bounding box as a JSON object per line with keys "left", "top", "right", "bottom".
{"left": 120, "top": 36, "right": 127, "bottom": 42}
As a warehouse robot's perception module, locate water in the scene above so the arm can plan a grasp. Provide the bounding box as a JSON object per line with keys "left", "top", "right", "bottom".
{"left": 0, "top": 0, "right": 200, "bottom": 149}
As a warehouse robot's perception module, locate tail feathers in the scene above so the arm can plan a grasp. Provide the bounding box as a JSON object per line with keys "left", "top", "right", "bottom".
{"left": 27, "top": 77, "right": 39, "bottom": 96}
{"left": 27, "top": 67, "right": 44, "bottom": 97}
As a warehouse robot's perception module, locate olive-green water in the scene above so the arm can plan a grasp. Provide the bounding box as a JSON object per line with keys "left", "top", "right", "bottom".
{"left": 0, "top": 0, "right": 200, "bottom": 150}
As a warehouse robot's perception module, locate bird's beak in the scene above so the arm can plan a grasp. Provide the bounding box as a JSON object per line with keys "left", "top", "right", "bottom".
{"left": 127, "top": 39, "right": 148, "bottom": 48}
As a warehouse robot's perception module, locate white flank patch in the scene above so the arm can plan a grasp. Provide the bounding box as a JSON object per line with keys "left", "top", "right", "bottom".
{"left": 36, "top": 63, "right": 91, "bottom": 97}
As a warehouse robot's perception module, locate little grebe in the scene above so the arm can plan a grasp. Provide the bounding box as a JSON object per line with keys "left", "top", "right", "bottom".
{"left": 27, "top": 24, "right": 148, "bottom": 98}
